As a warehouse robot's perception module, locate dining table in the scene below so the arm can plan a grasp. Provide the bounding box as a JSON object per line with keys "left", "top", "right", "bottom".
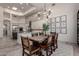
{"left": 28, "top": 35, "right": 48, "bottom": 43}
{"left": 28, "top": 35, "right": 48, "bottom": 56}
{"left": 20, "top": 33, "right": 50, "bottom": 56}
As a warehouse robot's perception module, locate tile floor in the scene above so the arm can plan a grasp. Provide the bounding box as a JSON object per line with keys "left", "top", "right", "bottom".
{"left": 0, "top": 37, "right": 79, "bottom": 56}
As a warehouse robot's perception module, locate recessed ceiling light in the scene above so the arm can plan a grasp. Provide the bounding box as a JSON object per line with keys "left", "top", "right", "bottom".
{"left": 12, "top": 7, "right": 17, "bottom": 10}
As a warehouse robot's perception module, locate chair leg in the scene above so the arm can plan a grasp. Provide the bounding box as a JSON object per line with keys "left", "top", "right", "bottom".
{"left": 51, "top": 44, "right": 55, "bottom": 52}
{"left": 40, "top": 48, "right": 44, "bottom": 56}
{"left": 46, "top": 47, "right": 52, "bottom": 56}
{"left": 56, "top": 41, "right": 58, "bottom": 48}
{"left": 46, "top": 48, "right": 48, "bottom": 56}
{"left": 51, "top": 46, "right": 53, "bottom": 54}
{"left": 22, "top": 49, "right": 24, "bottom": 56}
{"left": 38, "top": 50, "right": 42, "bottom": 56}
{"left": 22, "top": 52, "right": 24, "bottom": 56}
{"left": 52, "top": 43, "right": 56, "bottom": 52}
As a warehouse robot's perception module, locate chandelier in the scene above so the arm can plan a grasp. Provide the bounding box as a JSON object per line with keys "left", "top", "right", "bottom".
{"left": 37, "top": 3, "right": 55, "bottom": 19}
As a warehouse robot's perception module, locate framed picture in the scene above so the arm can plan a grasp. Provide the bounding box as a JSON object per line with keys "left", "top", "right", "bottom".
{"left": 61, "top": 15, "right": 66, "bottom": 22}
{"left": 56, "top": 23, "right": 60, "bottom": 28}
{"left": 61, "top": 22, "right": 66, "bottom": 27}
{"left": 52, "top": 28, "right": 56, "bottom": 32}
{"left": 56, "top": 17, "right": 60, "bottom": 22}
{"left": 52, "top": 23, "right": 55, "bottom": 27}
{"left": 50, "top": 15, "right": 67, "bottom": 34}
{"left": 56, "top": 28, "right": 60, "bottom": 33}
{"left": 61, "top": 28, "right": 67, "bottom": 34}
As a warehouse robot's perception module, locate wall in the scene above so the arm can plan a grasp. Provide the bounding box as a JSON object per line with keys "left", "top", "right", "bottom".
{"left": 12, "top": 16, "right": 26, "bottom": 31}
{"left": 0, "top": 7, "right": 3, "bottom": 38}
{"left": 32, "top": 19, "right": 46, "bottom": 29}
{"left": 28, "top": 3, "right": 79, "bottom": 43}
{"left": 51, "top": 3, "right": 77, "bottom": 43}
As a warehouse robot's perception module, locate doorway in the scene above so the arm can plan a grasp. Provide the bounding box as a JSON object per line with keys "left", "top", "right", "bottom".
{"left": 3, "top": 20, "right": 11, "bottom": 38}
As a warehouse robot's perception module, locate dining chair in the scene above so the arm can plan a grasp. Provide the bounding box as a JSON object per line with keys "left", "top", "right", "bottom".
{"left": 32, "top": 33, "right": 38, "bottom": 37}
{"left": 39, "top": 32, "right": 44, "bottom": 36}
{"left": 40, "top": 35, "right": 53, "bottom": 56}
{"left": 51, "top": 33, "right": 58, "bottom": 52}
{"left": 55, "top": 33, "right": 58, "bottom": 49}
{"left": 21, "top": 36, "right": 40, "bottom": 56}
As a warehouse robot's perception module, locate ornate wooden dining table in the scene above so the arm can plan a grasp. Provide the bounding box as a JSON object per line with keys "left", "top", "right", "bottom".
{"left": 28, "top": 35, "right": 48, "bottom": 55}
{"left": 28, "top": 36, "right": 48, "bottom": 43}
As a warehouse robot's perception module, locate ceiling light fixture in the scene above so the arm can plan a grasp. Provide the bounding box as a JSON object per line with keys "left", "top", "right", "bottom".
{"left": 12, "top": 7, "right": 17, "bottom": 10}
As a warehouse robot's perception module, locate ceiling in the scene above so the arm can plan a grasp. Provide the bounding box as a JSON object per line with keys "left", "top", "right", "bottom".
{"left": 0, "top": 3, "right": 55, "bottom": 16}
{"left": 0, "top": 3, "right": 34, "bottom": 13}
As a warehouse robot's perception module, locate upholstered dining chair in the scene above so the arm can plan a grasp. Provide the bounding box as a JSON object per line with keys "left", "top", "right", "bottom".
{"left": 54, "top": 33, "right": 58, "bottom": 49}
{"left": 21, "top": 36, "right": 40, "bottom": 56}
{"left": 32, "top": 33, "right": 38, "bottom": 37}
{"left": 51, "top": 32, "right": 58, "bottom": 52}
{"left": 40, "top": 35, "right": 53, "bottom": 56}
{"left": 39, "top": 32, "right": 44, "bottom": 36}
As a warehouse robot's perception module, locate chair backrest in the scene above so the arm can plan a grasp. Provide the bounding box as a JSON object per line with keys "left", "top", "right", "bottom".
{"left": 21, "top": 36, "right": 33, "bottom": 51}
{"left": 21, "top": 37, "right": 29, "bottom": 47}
{"left": 32, "top": 33, "right": 38, "bottom": 37}
{"left": 50, "top": 32, "right": 58, "bottom": 39}
{"left": 50, "top": 32, "right": 56, "bottom": 35}
{"left": 50, "top": 32, "right": 56, "bottom": 41}
{"left": 47, "top": 35, "right": 52, "bottom": 45}
{"left": 55, "top": 33, "right": 58, "bottom": 40}
{"left": 39, "top": 32, "right": 44, "bottom": 36}
{"left": 50, "top": 32, "right": 58, "bottom": 44}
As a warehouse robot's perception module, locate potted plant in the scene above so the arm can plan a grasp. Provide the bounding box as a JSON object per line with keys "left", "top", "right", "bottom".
{"left": 43, "top": 23, "right": 49, "bottom": 35}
